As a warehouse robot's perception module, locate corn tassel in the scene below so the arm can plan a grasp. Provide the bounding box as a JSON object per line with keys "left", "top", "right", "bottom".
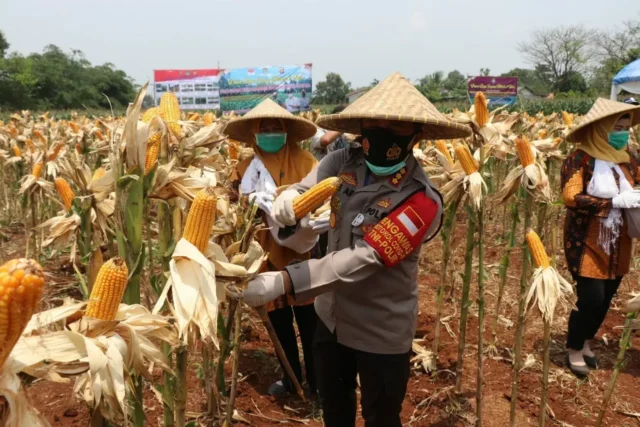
{"left": 454, "top": 145, "right": 478, "bottom": 175}
{"left": 516, "top": 137, "right": 534, "bottom": 168}
{"left": 84, "top": 257, "right": 129, "bottom": 321}
{"left": 525, "top": 230, "right": 550, "bottom": 268}
{"left": 0, "top": 258, "right": 45, "bottom": 368}
{"left": 182, "top": 187, "right": 218, "bottom": 253}
{"left": 562, "top": 111, "right": 573, "bottom": 126}
{"left": 435, "top": 140, "right": 454, "bottom": 166}
{"left": 55, "top": 177, "right": 75, "bottom": 212}
{"left": 474, "top": 92, "right": 489, "bottom": 128}
{"left": 293, "top": 177, "right": 342, "bottom": 219}
{"left": 160, "top": 93, "right": 182, "bottom": 140}
{"left": 142, "top": 107, "right": 161, "bottom": 123}
{"left": 12, "top": 145, "right": 21, "bottom": 157}
{"left": 144, "top": 132, "right": 162, "bottom": 175}
{"left": 32, "top": 162, "right": 43, "bottom": 180}
{"left": 203, "top": 112, "right": 215, "bottom": 126}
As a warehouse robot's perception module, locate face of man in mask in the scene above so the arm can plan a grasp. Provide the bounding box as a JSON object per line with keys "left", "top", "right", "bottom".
{"left": 360, "top": 119, "right": 424, "bottom": 176}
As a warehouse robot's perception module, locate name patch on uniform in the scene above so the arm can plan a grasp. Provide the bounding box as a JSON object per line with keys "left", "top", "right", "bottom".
{"left": 363, "top": 191, "right": 438, "bottom": 267}
{"left": 339, "top": 172, "right": 357, "bottom": 186}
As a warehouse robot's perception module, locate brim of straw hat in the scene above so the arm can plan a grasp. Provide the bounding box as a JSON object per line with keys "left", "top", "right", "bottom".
{"left": 316, "top": 72, "right": 472, "bottom": 140}
{"left": 566, "top": 98, "right": 640, "bottom": 143}
{"left": 223, "top": 98, "right": 317, "bottom": 145}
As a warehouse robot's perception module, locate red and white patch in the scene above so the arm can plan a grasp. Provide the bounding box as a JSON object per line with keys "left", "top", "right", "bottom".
{"left": 364, "top": 191, "right": 438, "bottom": 267}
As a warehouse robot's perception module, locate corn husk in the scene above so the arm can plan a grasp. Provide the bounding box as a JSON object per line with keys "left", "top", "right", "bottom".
{"left": 525, "top": 267, "right": 573, "bottom": 322}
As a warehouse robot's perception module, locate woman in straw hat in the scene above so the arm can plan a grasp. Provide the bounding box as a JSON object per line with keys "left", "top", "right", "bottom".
{"left": 562, "top": 98, "right": 640, "bottom": 377}
{"left": 226, "top": 98, "right": 328, "bottom": 397}
{"left": 243, "top": 72, "right": 471, "bottom": 427}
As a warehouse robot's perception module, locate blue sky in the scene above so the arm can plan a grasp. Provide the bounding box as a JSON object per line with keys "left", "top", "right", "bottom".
{"left": 1, "top": 0, "right": 638, "bottom": 88}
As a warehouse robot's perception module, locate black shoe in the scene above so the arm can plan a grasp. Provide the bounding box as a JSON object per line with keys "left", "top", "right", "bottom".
{"left": 566, "top": 353, "right": 589, "bottom": 377}
{"left": 583, "top": 354, "right": 598, "bottom": 369}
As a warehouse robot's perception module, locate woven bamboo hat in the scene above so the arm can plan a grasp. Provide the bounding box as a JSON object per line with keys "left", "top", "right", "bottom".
{"left": 566, "top": 98, "right": 640, "bottom": 142}
{"left": 223, "top": 98, "right": 317, "bottom": 145}
{"left": 316, "top": 72, "right": 472, "bottom": 140}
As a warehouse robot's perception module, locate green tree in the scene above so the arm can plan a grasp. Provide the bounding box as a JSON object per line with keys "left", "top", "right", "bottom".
{"left": 0, "top": 30, "right": 8, "bottom": 58}
{"left": 313, "top": 72, "right": 352, "bottom": 104}
{"left": 443, "top": 70, "right": 467, "bottom": 98}
{"left": 591, "top": 20, "right": 640, "bottom": 94}
{"left": 479, "top": 68, "right": 491, "bottom": 76}
{"left": 416, "top": 71, "right": 445, "bottom": 101}
{"left": 502, "top": 68, "right": 550, "bottom": 96}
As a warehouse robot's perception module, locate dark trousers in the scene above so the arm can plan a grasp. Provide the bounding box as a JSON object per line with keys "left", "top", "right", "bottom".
{"left": 566, "top": 276, "right": 623, "bottom": 350}
{"left": 313, "top": 320, "right": 410, "bottom": 427}
{"left": 268, "top": 303, "right": 318, "bottom": 392}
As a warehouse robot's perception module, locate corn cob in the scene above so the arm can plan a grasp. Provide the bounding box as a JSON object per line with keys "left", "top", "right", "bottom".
{"left": 516, "top": 137, "right": 534, "bottom": 168}
{"left": 84, "top": 257, "right": 129, "bottom": 321}
{"left": 92, "top": 167, "right": 106, "bottom": 181}
{"left": 48, "top": 143, "right": 64, "bottom": 161}
{"left": 182, "top": 187, "right": 218, "bottom": 253}
{"left": 32, "top": 162, "right": 43, "bottom": 179}
{"left": 75, "top": 143, "right": 83, "bottom": 154}
{"left": 0, "top": 258, "right": 45, "bottom": 368}
{"left": 538, "top": 129, "right": 548, "bottom": 139}
{"left": 188, "top": 113, "right": 200, "bottom": 121}
{"left": 25, "top": 139, "right": 35, "bottom": 153}
{"left": 8, "top": 126, "right": 18, "bottom": 139}
{"left": 33, "top": 129, "right": 46, "bottom": 143}
{"left": 12, "top": 146, "right": 21, "bottom": 157}
{"left": 435, "top": 140, "right": 454, "bottom": 166}
{"left": 69, "top": 122, "right": 79, "bottom": 133}
{"left": 562, "top": 111, "right": 573, "bottom": 126}
{"left": 526, "top": 230, "right": 550, "bottom": 268}
{"left": 142, "top": 107, "right": 160, "bottom": 123}
{"left": 293, "top": 177, "right": 342, "bottom": 219}
{"left": 144, "top": 132, "right": 162, "bottom": 175}
{"left": 474, "top": 92, "right": 489, "bottom": 128}
{"left": 228, "top": 141, "right": 239, "bottom": 160}
{"left": 55, "top": 177, "right": 75, "bottom": 212}
{"left": 203, "top": 112, "right": 215, "bottom": 126}
{"left": 94, "top": 130, "right": 105, "bottom": 141}
{"left": 160, "top": 93, "right": 182, "bottom": 140}
{"left": 454, "top": 144, "right": 478, "bottom": 175}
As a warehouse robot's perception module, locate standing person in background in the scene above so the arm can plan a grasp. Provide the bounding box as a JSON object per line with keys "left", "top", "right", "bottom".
{"left": 561, "top": 98, "right": 640, "bottom": 377}
{"left": 300, "top": 89, "right": 310, "bottom": 111}
{"left": 242, "top": 73, "right": 472, "bottom": 426}
{"left": 226, "top": 98, "right": 326, "bottom": 397}
{"left": 310, "top": 105, "right": 349, "bottom": 161}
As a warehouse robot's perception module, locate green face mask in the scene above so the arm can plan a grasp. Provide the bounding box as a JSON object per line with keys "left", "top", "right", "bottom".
{"left": 256, "top": 133, "right": 287, "bottom": 153}
{"left": 365, "top": 160, "right": 406, "bottom": 176}
{"left": 608, "top": 131, "right": 630, "bottom": 150}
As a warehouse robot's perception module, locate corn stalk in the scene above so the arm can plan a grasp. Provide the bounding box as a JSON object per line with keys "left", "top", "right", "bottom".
{"left": 538, "top": 318, "right": 551, "bottom": 427}
{"left": 226, "top": 300, "right": 243, "bottom": 425}
{"left": 475, "top": 199, "right": 485, "bottom": 426}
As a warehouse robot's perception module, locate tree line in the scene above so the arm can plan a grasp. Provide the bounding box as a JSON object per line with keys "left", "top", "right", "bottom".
{"left": 312, "top": 19, "right": 640, "bottom": 105}
{"left": 0, "top": 31, "right": 135, "bottom": 111}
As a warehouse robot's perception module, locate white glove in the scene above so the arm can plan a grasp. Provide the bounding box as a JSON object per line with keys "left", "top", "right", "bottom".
{"left": 304, "top": 210, "right": 331, "bottom": 234}
{"left": 248, "top": 191, "right": 275, "bottom": 215}
{"left": 613, "top": 191, "right": 640, "bottom": 209}
{"left": 243, "top": 272, "right": 285, "bottom": 307}
{"left": 271, "top": 189, "right": 299, "bottom": 227}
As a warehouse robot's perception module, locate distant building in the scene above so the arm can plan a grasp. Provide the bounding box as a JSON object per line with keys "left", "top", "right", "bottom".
{"left": 518, "top": 86, "right": 546, "bottom": 100}
{"left": 346, "top": 88, "right": 369, "bottom": 104}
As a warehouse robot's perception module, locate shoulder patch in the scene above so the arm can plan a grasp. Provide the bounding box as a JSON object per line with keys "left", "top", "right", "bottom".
{"left": 389, "top": 167, "right": 407, "bottom": 187}
{"left": 364, "top": 191, "right": 438, "bottom": 267}
{"left": 339, "top": 172, "right": 357, "bottom": 186}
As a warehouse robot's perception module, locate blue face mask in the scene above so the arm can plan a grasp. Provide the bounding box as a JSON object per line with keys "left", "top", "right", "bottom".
{"left": 256, "top": 133, "right": 287, "bottom": 153}
{"left": 365, "top": 160, "right": 406, "bottom": 176}
{"left": 608, "top": 131, "right": 630, "bottom": 150}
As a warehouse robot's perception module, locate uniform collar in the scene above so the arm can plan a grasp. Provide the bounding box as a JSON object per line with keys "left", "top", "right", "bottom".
{"left": 353, "top": 154, "right": 421, "bottom": 193}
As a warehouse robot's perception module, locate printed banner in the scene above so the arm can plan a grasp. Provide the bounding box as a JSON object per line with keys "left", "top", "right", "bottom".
{"left": 154, "top": 69, "right": 221, "bottom": 110}
{"left": 219, "top": 64, "right": 313, "bottom": 113}
{"left": 467, "top": 76, "right": 518, "bottom": 106}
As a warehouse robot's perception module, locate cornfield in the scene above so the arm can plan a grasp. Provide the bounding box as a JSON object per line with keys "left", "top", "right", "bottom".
{"left": 0, "top": 90, "right": 639, "bottom": 427}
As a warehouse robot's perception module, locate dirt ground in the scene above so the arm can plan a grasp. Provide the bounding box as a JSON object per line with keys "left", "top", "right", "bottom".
{"left": 3, "top": 211, "right": 640, "bottom": 427}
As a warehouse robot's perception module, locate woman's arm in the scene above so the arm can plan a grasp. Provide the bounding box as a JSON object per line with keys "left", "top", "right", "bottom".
{"left": 561, "top": 152, "right": 612, "bottom": 217}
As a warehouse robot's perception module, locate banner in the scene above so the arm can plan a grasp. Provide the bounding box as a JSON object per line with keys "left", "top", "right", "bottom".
{"left": 467, "top": 76, "right": 518, "bottom": 106}
{"left": 219, "top": 64, "right": 312, "bottom": 113}
{"left": 154, "top": 69, "right": 221, "bottom": 110}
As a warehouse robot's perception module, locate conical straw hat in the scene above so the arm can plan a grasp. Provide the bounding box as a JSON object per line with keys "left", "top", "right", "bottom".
{"left": 316, "top": 72, "right": 472, "bottom": 140}
{"left": 223, "top": 98, "right": 317, "bottom": 145}
{"left": 566, "top": 98, "right": 640, "bottom": 142}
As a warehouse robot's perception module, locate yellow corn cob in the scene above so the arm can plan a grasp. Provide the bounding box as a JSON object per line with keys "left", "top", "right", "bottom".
{"left": 160, "top": 93, "right": 182, "bottom": 140}
{"left": 48, "top": 143, "right": 64, "bottom": 161}
{"left": 474, "top": 92, "right": 489, "bottom": 128}
{"left": 526, "top": 230, "right": 550, "bottom": 268}
{"left": 8, "top": 126, "right": 18, "bottom": 139}
{"left": 84, "top": 257, "right": 129, "bottom": 321}
{"left": 182, "top": 188, "right": 218, "bottom": 253}
{"left": 516, "top": 137, "right": 534, "bottom": 168}
{"left": 94, "top": 130, "right": 104, "bottom": 141}
{"left": 55, "top": 177, "right": 75, "bottom": 212}
{"left": 188, "top": 113, "right": 200, "bottom": 121}
{"left": 142, "top": 107, "right": 160, "bottom": 123}
{"left": 227, "top": 141, "right": 239, "bottom": 160}
{"left": 293, "top": 177, "right": 342, "bottom": 219}
{"left": 12, "top": 146, "right": 21, "bottom": 157}
{"left": 69, "top": 122, "right": 79, "bottom": 133}
{"left": 435, "top": 140, "right": 454, "bottom": 166}
{"left": 32, "top": 162, "right": 43, "bottom": 180}
{"left": 538, "top": 129, "right": 548, "bottom": 139}
{"left": 562, "top": 111, "right": 573, "bottom": 126}
{"left": 0, "top": 258, "right": 45, "bottom": 368}
{"left": 203, "top": 112, "right": 215, "bottom": 126}
{"left": 454, "top": 145, "right": 478, "bottom": 175}
{"left": 25, "top": 139, "right": 35, "bottom": 153}
{"left": 144, "top": 132, "right": 162, "bottom": 175}
{"left": 92, "top": 167, "right": 106, "bottom": 181}
{"left": 33, "top": 129, "right": 46, "bottom": 143}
